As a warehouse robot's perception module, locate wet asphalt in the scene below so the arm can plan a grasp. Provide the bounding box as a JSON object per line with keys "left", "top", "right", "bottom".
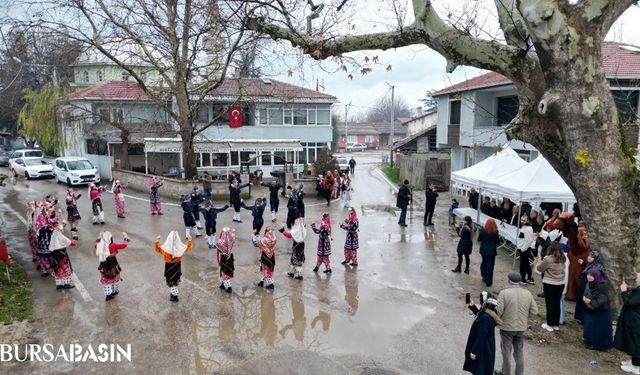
{"left": 0, "top": 152, "right": 620, "bottom": 374}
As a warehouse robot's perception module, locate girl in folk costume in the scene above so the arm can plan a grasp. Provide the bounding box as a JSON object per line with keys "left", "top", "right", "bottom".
{"left": 311, "top": 213, "right": 332, "bottom": 274}
{"left": 256, "top": 226, "right": 277, "bottom": 289}
{"left": 279, "top": 217, "right": 307, "bottom": 280}
{"left": 88, "top": 183, "right": 106, "bottom": 224}
{"left": 96, "top": 231, "right": 130, "bottom": 301}
{"left": 49, "top": 225, "right": 77, "bottom": 289}
{"left": 154, "top": 231, "right": 193, "bottom": 302}
{"left": 341, "top": 174, "right": 353, "bottom": 208}
{"left": 216, "top": 227, "right": 236, "bottom": 293}
{"left": 242, "top": 195, "right": 267, "bottom": 233}
{"left": 229, "top": 178, "right": 251, "bottom": 223}
{"left": 148, "top": 176, "right": 164, "bottom": 215}
{"left": 111, "top": 179, "right": 129, "bottom": 218}
{"left": 181, "top": 195, "right": 201, "bottom": 239}
{"left": 340, "top": 207, "right": 359, "bottom": 266}
{"left": 332, "top": 170, "right": 340, "bottom": 199}
{"left": 27, "top": 201, "right": 39, "bottom": 262}
{"left": 65, "top": 189, "right": 82, "bottom": 239}
{"left": 200, "top": 200, "right": 230, "bottom": 249}
{"left": 35, "top": 204, "right": 57, "bottom": 276}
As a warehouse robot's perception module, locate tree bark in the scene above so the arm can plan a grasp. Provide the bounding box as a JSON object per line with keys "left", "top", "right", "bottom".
{"left": 119, "top": 128, "right": 131, "bottom": 170}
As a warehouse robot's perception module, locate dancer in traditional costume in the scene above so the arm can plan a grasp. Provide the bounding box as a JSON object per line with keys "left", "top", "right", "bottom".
{"left": 190, "top": 186, "right": 204, "bottom": 230}
{"left": 148, "top": 176, "right": 164, "bottom": 215}
{"left": 261, "top": 180, "right": 284, "bottom": 222}
{"left": 27, "top": 202, "right": 38, "bottom": 262}
{"left": 88, "top": 183, "right": 106, "bottom": 224}
{"left": 200, "top": 200, "right": 230, "bottom": 249}
{"left": 256, "top": 226, "right": 277, "bottom": 289}
{"left": 295, "top": 184, "right": 305, "bottom": 218}
{"left": 229, "top": 178, "right": 251, "bottom": 222}
{"left": 279, "top": 217, "right": 306, "bottom": 280}
{"left": 242, "top": 195, "right": 267, "bottom": 233}
{"left": 49, "top": 225, "right": 77, "bottom": 289}
{"left": 285, "top": 192, "right": 299, "bottom": 229}
{"left": 154, "top": 231, "right": 193, "bottom": 302}
{"left": 216, "top": 227, "right": 235, "bottom": 293}
{"left": 181, "top": 195, "right": 201, "bottom": 239}
{"left": 311, "top": 213, "right": 332, "bottom": 274}
{"left": 340, "top": 208, "right": 359, "bottom": 266}
{"left": 111, "top": 179, "right": 128, "bottom": 218}
{"left": 341, "top": 174, "right": 353, "bottom": 208}
{"left": 65, "top": 189, "right": 82, "bottom": 239}
{"left": 96, "top": 231, "right": 130, "bottom": 300}
{"left": 35, "top": 205, "right": 56, "bottom": 276}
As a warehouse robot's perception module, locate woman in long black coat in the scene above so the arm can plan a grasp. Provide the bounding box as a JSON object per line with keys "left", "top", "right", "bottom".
{"left": 477, "top": 218, "right": 500, "bottom": 287}
{"left": 615, "top": 272, "right": 640, "bottom": 373}
{"left": 463, "top": 297, "right": 501, "bottom": 375}
{"left": 453, "top": 216, "right": 473, "bottom": 274}
{"left": 582, "top": 269, "right": 613, "bottom": 350}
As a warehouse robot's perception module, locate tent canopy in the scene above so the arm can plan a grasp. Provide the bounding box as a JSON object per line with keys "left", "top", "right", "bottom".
{"left": 482, "top": 156, "right": 576, "bottom": 203}
{"left": 451, "top": 146, "right": 528, "bottom": 188}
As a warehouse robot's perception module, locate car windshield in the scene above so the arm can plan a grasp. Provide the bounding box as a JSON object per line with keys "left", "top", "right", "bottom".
{"left": 336, "top": 157, "right": 348, "bottom": 163}
{"left": 25, "top": 159, "right": 49, "bottom": 166}
{"left": 24, "top": 150, "right": 43, "bottom": 157}
{"left": 66, "top": 160, "right": 94, "bottom": 170}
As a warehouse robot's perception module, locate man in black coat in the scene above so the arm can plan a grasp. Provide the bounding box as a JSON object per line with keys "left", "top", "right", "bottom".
{"left": 468, "top": 188, "right": 479, "bottom": 210}
{"left": 396, "top": 180, "right": 412, "bottom": 227}
{"left": 424, "top": 183, "right": 438, "bottom": 226}
{"left": 349, "top": 157, "right": 356, "bottom": 176}
{"left": 480, "top": 196, "right": 491, "bottom": 216}
{"left": 615, "top": 273, "right": 640, "bottom": 373}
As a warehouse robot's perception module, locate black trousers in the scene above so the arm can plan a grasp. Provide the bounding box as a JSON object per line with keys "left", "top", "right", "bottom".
{"left": 519, "top": 249, "right": 533, "bottom": 281}
{"left": 633, "top": 357, "right": 640, "bottom": 366}
{"left": 424, "top": 203, "right": 435, "bottom": 224}
{"left": 543, "top": 283, "right": 564, "bottom": 326}
{"left": 457, "top": 254, "right": 470, "bottom": 269}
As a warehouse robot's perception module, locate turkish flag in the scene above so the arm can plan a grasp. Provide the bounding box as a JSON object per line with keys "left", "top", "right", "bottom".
{"left": 228, "top": 106, "right": 243, "bottom": 128}
{"left": 0, "top": 240, "right": 11, "bottom": 266}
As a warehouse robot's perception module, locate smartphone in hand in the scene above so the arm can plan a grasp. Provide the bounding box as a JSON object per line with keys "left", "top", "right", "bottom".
{"left": 465, "top": 292, "right": 471, "bottom": 305}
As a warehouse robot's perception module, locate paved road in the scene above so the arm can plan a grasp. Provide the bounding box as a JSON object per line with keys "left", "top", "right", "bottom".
{"left": 0, "top": 153, "right": 620, "bottom": 374}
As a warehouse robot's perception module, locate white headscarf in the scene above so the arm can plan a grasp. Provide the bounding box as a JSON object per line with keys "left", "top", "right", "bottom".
{"left": 161, "top": 230, "right": 188, "bottom": 257}
{"left": 290, "top": 217, "right": 307, "bottom": 243}
{"left": 49, "top": 229, "right": 72, "bottom": 251}
{"left": 96, "top": 231, "right": 112, "bottom": 262}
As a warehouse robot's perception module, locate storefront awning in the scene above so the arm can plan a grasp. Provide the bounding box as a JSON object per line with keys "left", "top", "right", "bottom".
{"left": 228, "top": 140, "right": 303, "bottom": 152}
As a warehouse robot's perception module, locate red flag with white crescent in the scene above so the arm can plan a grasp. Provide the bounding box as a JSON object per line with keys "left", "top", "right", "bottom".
{"left": 228, "top": 106, "right": 243, "bottom": 128}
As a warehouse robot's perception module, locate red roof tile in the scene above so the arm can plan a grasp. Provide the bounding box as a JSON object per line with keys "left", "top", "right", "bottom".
{"left": 434, "top": 42, "right": 640, "bottom": 96}
{"left": 207, "top": 78, "right": 336, "bottom": 100}
{"left": 69, "top": 81, "right": 154, "bottom": 101}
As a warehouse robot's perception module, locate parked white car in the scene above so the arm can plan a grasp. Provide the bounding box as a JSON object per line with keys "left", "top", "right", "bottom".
{"left": 8, "top": 149, "right": 44, "bottom": 165}
{"left": 347, "top": 143, "right": 367, "bottom": 151}
{"left": 334, "top": 156, "right": 350, "bottom": 173}
{"left": 10, "top": 157, "right": 55, "bottom": 179}
{"left": 54, "top": 157, "right": 101, "bottom": 186}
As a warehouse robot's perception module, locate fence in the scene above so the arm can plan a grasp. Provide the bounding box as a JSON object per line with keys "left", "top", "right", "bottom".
{"left": 397, "top": 154, "right": 450, "bottom": 190}
{"left": 85, "top": 154, "right": 114, "bottom": 181}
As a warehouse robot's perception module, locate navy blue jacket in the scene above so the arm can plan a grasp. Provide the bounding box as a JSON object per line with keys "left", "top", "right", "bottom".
{"left": 477, "top": 229, "right": 500, "bottom": 257}
{"left": 200, "top": 205, "right": 229, "bottom": 232}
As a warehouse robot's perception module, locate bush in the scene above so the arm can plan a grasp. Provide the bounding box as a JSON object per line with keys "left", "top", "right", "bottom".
{"left": 312, "top": 149, "right": 339, "bottom": 176}
{"left": 0, "top": 264, "right": 32, "bottom": 322}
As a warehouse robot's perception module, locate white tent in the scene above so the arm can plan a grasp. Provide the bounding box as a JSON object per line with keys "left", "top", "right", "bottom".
{"left": 482, "top": 156, "right": 576, "bottom": 203}
{"left": 451, "top": 146, "right": 528, "bottom": 188}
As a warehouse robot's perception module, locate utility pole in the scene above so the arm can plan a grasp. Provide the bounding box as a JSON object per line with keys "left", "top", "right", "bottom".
{"left": 388, "top": 83, "right": 395, "bottom": 167}
{"left": 344, "top": 102, "right": 351, "bottom": 150}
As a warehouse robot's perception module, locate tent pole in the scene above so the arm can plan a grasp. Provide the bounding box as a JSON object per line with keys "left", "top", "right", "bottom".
{"left": 476, "top": 185, "right": 482, "bottom": 224}
{"left": 513, "top": 202, "right": 522, "bottom": 269}
{"left": 144, "top": 151, "right": 148, "bottom": 175}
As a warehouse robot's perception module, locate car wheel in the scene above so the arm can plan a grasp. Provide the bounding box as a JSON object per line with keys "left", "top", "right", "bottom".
{"left": 66, "top": 178, "right": 72, "bottom": 187}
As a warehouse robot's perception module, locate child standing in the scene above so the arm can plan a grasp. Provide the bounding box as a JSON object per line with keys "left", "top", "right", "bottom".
{"left": 112, "top": 180, "right": 129, "bottom": 218}
{"left": 340, "top": 208, "right": 359, "bottom": 266}
{"left": 256, "top": 226, "right": 277, "bottom": 289}
{"left": 49, "top": 225, "right": 77, "bottom": 290}
{"left": 89, "top": 183, "right": 106, "bottom": 224}
{"left": 216, "top": 227, "right": 236, "bottom": 293}
{"left": 181, "top": 195, "right": 201, "bottom": 239}
{"left": 279, "top": 218, "right": 306, "bottom": 280}
{"left": 311, "top": 213, "right": 332, "bottom": 274}
{"left": 154, "top": 231, "right": 193, "bottom": 302}
{"left": 242, "top": 196, "right": 267, "bottom": 233}
{"left": 96, "top": 231, "right": 130, "bottom": 300}
{"left": 148, "top": 176, "right": 164, "bottom": 215}
{"left": 65, "top": 189, "right": 82, "bottom": 239}
{"left": 448, "top": 198, "right": 460, "bottom": 225}
{"left": 200, "top": 201, "right": 230, "bottom": 249}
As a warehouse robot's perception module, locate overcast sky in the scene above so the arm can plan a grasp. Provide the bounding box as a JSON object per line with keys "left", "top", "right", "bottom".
{"left": 268, "top": 2, "right": 640, "bottom": 120}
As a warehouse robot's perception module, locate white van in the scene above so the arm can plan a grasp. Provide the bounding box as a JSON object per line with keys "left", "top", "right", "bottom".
{"left": 54, "top": 157, "right": 101, "bottom": 186}
{"left": 8, "top": 149, "right": 44, "bottom": 165}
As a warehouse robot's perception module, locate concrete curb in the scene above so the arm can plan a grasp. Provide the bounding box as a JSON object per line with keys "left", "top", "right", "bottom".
{"left": 374, "top": 167, "right": 399, "bottom": 193}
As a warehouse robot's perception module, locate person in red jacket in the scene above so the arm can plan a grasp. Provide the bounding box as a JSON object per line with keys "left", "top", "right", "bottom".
{"left": 95, "top": 231, "right": 130, "bottom": 301}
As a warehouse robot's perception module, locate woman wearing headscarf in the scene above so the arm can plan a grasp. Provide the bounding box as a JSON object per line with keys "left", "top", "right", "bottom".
{"left": 65, "top": 188, "right": 82, "bottom": 239}
{"left": 340, "top": 208, "right": 359, "bottom": 266}
{"left": 216, "top": 227, "right": 235, "bottom": 293}
{"left": 96, "top": 231, "right": 130, "bottom": 301}
{"left": 279, "top": 217, "right": 307, "bottom": 280}
{"left": 35, "top": 204, "right": 56, "bottom": 276}
{"left": 148, "top": 176, "right": 163, "bottom": 215}
{"left": 582, "top": 269, "right": 613, "bottom": 350}
{"left": 111, "top": 179, "right": 129, "bottom": 218}
{"left": 88, "top": 183, "right": 106, "bottom": 224}
{"left": 615, "top": 272, "right": 640, "bottom": 373}
{"left": 154, "top": 231, "right": 193, "bottom": 302}
{"left": 575, "top": 250, "right": 605, "bottom": 323}
{"left": 257, "top": 226, "right": 277, "bottom": 289}
{"left": 463, "top": 294, "right": 502, "bottom": 375}
{"left": 311, "top": 213, "right": 332, "bottom": 274}
{"left": 49, "top": 224, "right": 77, "bottom": 290}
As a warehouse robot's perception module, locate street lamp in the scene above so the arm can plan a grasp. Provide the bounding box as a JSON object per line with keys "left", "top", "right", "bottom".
{"left": 344, "top": 102, "right": 351, "bottom": 150}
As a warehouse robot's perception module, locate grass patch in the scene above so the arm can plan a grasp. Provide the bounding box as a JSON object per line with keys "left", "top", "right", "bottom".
{"left": 0, "top": 263, "right": 33, "bottom": 322}
{"left": 382, "top": 166, "right": 401, "bottom": 185}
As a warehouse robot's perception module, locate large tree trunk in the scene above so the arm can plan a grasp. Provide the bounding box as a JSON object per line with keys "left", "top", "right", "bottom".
{"left": 174, "top": 83, "right": 198, "bottom": 179}
{"left": 119, "top": 128, "right": 131, "bottom": 170}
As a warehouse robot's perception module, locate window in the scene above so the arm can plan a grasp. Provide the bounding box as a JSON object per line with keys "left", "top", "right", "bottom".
{"left": 112, "top": 108, "right": 124, "bottom": 124}
{"left": 201, "top": 153, "right": 211, "bottom": 167}
{"left": 274, "top": 151, "right": 287, "bottom": 165}
{"left": 98, "top": 109, "right": 110, "bottom": 123}
{"left": 347, "top": 136, "right": 357, "bottom": 143}
{"left": 317, "top": 108, "right": 330, "bottom": 125}
{"left": 261, "top": 152, "right": 272, "bottom": 166}
{"left": 308, "top": 147, "right": 317, "bottom": 163}
{"left": 121, "top": 71, "right": 130, "bottom": 81}
{"left": 308, "top": 108, "right": 316, "bottom": 125}
{"left": 497, "top": 96, "right": 519, "bottom": 126}
{"left": 259, "top": 108, "right": 268, "bottom": 125}
{"left": 127, "top": 144, "right": 144, "bottom": 155}
{"left": 449, "top": 100, "right": 461, "bottom": 125}
{"left": 197, "top": 105, "right": 209, "bottom": 122}
{"left": 86, "top": 139, "right": 108, "bottom": 155}
{"left": 240, "top": 151, "right": 257, "bottom": 166}
{"left": 140, "top": 72, "right": 147, "bottom": 81}
{"left": 231, "top": 152, "right": 239, "bottom": 166}
{"left": 212, "top": 153, "right": 228, "bottom": 166}
{"left": 211, "top": 105, "right": 230, "bottom": 126}
{"left": 268, "top": 109, "right": 283, "bottom": 125}
{"left": 96, "top": 70, "right": 103, "bottom": 82}
{"left": 612, "top": 90, "right": 639, "bottom": 124}
{"left": 293, "top": 108, "right": 307, "bottom": 125}
{"left": 365, "top": 135, "right": 374, "bottom": 143}
{"left": 83, "top": 71, "right": 89, "bottom": 83}
{"left": 284, "top": 108, "right": 293, "bottom": 125}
